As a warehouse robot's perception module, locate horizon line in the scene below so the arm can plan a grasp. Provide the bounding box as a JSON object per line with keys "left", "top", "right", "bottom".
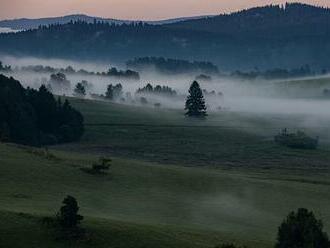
{"left": 1, "top": 1, "right": 328, "bottom": 22}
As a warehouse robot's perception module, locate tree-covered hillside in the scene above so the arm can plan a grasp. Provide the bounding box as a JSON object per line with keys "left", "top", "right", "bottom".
{"left": 0, "top": 3, "right": 330, "bottom": 70}
{"left": 166, "top": 3, "right": 330, "bottom": 38}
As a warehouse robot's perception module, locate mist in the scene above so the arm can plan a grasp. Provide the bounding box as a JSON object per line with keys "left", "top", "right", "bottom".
{"left": 2, "top": 56, "right": 330, "bottom": 142}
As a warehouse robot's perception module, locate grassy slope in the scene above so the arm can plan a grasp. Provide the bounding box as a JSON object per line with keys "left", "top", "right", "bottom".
{"left": 0, "top": 211, "right": 227, "bottom": 248}
{"left": 0, "top": 143, "right": 269, "bottom": 248}
{"left": 2, "top": 98, "right": 330, "bottom": 247}
{"left": 61, "top": 98, "right": 330, "bottom": 168}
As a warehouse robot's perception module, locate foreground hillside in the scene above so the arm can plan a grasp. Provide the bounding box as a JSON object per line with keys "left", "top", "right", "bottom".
{"left": 1, "top": 98, "right": 330, "bottom": 247}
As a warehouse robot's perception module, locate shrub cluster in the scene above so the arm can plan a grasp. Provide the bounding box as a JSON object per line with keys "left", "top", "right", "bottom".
{"left": 274, "top": 129, "right": 318, "bottom": 149}
{"left": 81, "top": 157, "right": 112, "bottom": 175}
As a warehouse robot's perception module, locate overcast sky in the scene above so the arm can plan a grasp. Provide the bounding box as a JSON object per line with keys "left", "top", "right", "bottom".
{"left": 1, "top": 0, "right": 329, "bottom": 20}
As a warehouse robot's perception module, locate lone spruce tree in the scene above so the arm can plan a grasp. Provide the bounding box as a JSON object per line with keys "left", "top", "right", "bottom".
{"left": 185, "top": 81, "right": 207, "bottom": 117}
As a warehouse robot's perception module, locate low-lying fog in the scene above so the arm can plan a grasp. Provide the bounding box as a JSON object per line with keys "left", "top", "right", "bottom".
{"left": 2, "top": 56, "right": 330, "bottom": 140}
{"left": 0, "top": 27, "right": 21, "bottom": 33}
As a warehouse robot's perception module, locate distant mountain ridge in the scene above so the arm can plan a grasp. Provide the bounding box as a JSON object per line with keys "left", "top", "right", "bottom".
{"left": 165, "top": 2, "right": 330, "bottom": 37}
{"left": 0, "top": 14, "right": 215, "bottom": 30}
{"left": 0, "top": 2, "right": 330, "bottom": 70}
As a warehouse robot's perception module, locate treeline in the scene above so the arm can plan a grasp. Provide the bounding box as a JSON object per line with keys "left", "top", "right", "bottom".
{"left": 231, "top": 65, "right": 316, "bottom": 80}
{"left": 136, "top": 83, "right": 177, "bottom": 97}
{"left": 7, "top": 63, "right": 140, "bottom": 80}
{"left": 90, "top": 83, "right": 124, "bottom": 101}
{"left": 2, "top": 4, "right": 330, "bottom": 69}
{"left": 127, "top": 57, "right": 219, "bottom": 75}
{"left": 167, "top": 3, "right": 330, "bottom": 38}
{"left": 0, "top": 74, "right": 84, "bottom": 146}
{"left": 105, "top": 67, "right": 139, "bottom": 80}
{"left": 0, "top": 61, "right": 11, "bottom": 72}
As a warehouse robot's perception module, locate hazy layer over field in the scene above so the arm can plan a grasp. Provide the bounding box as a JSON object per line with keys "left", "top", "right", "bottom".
{"left": 2, "top": 56, "right": 330, "bottom": 141}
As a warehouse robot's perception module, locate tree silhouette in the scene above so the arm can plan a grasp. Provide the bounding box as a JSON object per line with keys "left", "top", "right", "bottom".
{"left": 185, "top": 81, "right": 207, "bottom": 117}
{"left": 58, "top": 195, "right": 83, "bottom": 229}
{"left": 0, "top": 75, "right": 84, "bottom": 146}
{"left": 105, "top": 83, "right": 123, "bottom": 100}
{"left": 105, "top": 84, "right": 114, "bottom": 100}
{"left": 276, "top": 208, "right": 330, "bottom": 248}
{"left": 73, "top": 82, "right": 86, "bottom": 97}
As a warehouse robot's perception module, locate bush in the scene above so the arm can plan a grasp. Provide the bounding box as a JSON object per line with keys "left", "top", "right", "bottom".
{"left": 57, "top": 195, "right": 83, "bottom": 229}
{"left": 56, "top": 195, "right": 85, "bottom": 240}
{"left": 275, "top": 208, "right": 330, "bottom": 248}
{"left": 274, "top": 129, "right": 318, "bottom": 149}
{"left": 92, "top": 157, "right": 112, "bottom": 173}
{"left": 81, "top": 157, "right": 112, "bottom": 175}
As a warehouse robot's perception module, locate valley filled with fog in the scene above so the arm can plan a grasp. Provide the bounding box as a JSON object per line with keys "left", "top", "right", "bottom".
{"left": 3, "top": 3, "right": 330, "bottom": 248}
{"left": 3, "top": 56, "right": 330, "bottom": 140}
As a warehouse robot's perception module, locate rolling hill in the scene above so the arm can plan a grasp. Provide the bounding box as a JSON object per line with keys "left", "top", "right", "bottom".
{"left": 0, "top": 3, "right": 330, "bottom": 70}
{"left": 0, "top": 14, "right": 214, "bottom": 30}
{"left": 2, "top": 96, "right": 330, "bottom": 247}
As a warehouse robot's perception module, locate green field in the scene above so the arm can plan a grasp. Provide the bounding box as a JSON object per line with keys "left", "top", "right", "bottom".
{"left": 1, "top": 98, "right": 330, "bottom": 248}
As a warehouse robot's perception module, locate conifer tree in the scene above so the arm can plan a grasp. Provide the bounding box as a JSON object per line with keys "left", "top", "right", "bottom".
{"left": 185, "top": 81, "right": 207, "bottom": 117}
{"left": 276, "top": 208, "right": 330, "bottom": 248}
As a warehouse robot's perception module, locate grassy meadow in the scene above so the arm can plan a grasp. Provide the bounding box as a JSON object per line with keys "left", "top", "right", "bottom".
{"left": 1, "top": 96, "right": 330, "bottom": 247}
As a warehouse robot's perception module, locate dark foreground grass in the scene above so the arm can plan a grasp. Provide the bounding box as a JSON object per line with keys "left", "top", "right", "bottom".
{"left": 1, "top": 142, "right": 330, "bottom": 247}
{"left": 0, "top": 211, "right": 233, "bottom": 248}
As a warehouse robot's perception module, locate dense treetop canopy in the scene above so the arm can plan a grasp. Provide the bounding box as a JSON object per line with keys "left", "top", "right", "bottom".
{"left": 0, "top": 74, "right": 84, "bottom": 146}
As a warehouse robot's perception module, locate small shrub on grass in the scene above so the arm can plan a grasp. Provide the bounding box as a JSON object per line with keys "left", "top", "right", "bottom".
{"left": 56, "top": 195, "right": 85, "bottom": 240}
{"left": 274, "top": 129, "right": 318, "bottom": 149}
{"left": 41, "top": 196, "right": 86, "bottom": 240}
{"left": 81, "top": 157, "right": 112, "bottom": 175}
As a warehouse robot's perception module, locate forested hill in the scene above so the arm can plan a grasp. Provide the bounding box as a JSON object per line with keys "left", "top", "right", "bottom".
{"left": 0, "top": 14, "right": 213, "bottom": 30}
{"left": 0, "top": 3, "right": 330, "bottom": 70}
{"left": 166, "top": 3, "right": 330, "bottom": 37}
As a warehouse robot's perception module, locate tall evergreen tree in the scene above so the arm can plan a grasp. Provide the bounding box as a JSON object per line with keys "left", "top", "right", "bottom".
{"left": 185, "top": 81, "right": 207, "bottom": 117}
{"left": 275, "top": 208, "right": 330, "bottom": 248}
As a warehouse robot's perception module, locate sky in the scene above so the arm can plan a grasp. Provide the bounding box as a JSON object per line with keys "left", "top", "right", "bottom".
{"left": 0, "top": 0, "right": 329, "bottom": 21}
